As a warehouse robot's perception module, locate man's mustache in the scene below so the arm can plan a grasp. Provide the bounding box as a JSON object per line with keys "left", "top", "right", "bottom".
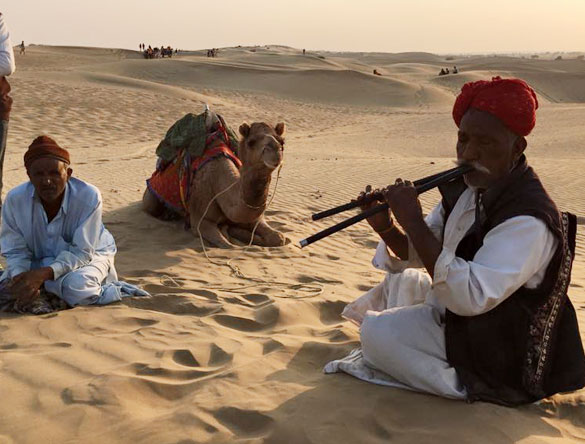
{"left": 455, "top": 159, "right": 491, "bottom": 175}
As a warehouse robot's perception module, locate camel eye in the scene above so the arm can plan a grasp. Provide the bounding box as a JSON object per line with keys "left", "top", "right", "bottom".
{"left": 247, "top": 138, "right": 257, "bottom": 148}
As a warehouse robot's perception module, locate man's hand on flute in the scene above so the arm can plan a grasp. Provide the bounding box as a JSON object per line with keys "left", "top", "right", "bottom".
{"left": 379, "top": 179, "right": 423, "bottom": 229}
{"left": 356, "top": 185, "right": 393, "bottom": 233}
{"left": 355, "top": 184, "right": 410, "bottom": 260}
{"left": 380, "top": 178, "right": 442, "bottom": 278}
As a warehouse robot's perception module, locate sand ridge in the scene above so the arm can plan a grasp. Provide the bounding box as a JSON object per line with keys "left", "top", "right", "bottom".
{"left": 0, "top": 45, "right": 584, "bottom": 443}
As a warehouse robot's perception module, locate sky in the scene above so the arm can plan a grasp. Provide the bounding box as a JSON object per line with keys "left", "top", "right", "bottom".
{"left": 3, "top": 0, "right": 584, "bottom": 54}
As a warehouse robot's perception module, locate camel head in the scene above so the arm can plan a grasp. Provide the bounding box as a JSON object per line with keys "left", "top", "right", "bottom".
{"left": 238, "top": 122, "right": 285, "bottom": 171}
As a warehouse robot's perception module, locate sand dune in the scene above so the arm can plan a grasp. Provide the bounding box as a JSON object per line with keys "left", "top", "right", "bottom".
{"left": 1, "top": 45, "right": 584, "bottom": 443}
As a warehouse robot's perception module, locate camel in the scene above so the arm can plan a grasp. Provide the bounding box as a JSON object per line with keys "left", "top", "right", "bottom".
{"left": 143, "top": 117, "right": 288, "bottom": 248}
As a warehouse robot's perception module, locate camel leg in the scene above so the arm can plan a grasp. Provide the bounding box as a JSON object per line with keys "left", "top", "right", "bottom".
{"left": 227, "top": 225, "right": 264, "bottom": 245}
{"left": 142, "top": 189, "right": 165, "bottom": 218}
{"left": 254, "top": 219, "right": 288, "bottom": 247}
{"left": 191, "top": 213, "right": 236, "bottom": 248}
{"left": 230, "top": 219, "right": 287, "bottom": 247}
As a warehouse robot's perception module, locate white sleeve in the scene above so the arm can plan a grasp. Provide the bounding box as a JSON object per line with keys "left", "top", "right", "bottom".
{"left": 49, "top": 199, "right": 104, "bottom": 279}
{"left": 432, "top": 216, "right": 558, "bottom": 316}
{"left": 0, "top": 194, "right": 32, "bottom": 277}
{"left": 0, "top": 14, "right": 15, "bottom": 76}
{"left": 373, "top": 202, "right": 445, "bottom": 273}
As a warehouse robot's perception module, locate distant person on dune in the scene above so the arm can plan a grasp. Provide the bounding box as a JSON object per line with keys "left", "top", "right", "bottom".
{"left": 0, "top": 12, "right": 15, "bottom": 211}
{"left": 0, "top": 136, "right": 148, "bottom": 314}
{"left": 19, "top": 40, "right": 25, "bottom": 55}
{"left": 453, "top": 65, "right": 459, "bottom": 74}
{"left": 325, "top": 77, "right": 585, "bottom": 406}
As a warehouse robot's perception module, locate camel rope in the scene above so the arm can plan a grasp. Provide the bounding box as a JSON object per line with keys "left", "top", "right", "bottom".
{"left": 192, "top": 162, "right": 322, "bottom": 299}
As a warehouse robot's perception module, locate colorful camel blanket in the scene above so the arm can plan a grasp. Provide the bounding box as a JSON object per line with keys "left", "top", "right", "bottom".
{"left": 155, "top": 112, "right": 239, "bottom": 162}
{"left": 147, "top": 144, "right": 241, "bottom": 216}
{"left": 147, "top": 115, "right": 242, "bottom": 216}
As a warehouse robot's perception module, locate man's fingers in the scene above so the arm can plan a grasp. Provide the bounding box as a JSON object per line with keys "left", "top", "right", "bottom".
{"left": 17, "top": 288, "right": 39, "bottom": 304}
{"left": 365, "top": 184, "right": 372, "bottom": 193}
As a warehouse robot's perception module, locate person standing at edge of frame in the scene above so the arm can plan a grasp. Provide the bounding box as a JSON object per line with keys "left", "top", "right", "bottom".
{"left": 0, "top": 12, "right": 15, "bottom": 212}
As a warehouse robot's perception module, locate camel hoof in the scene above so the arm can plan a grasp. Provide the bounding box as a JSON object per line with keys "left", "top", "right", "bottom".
{"left": 265, "top": 232, "right": 289, "bottom": 247}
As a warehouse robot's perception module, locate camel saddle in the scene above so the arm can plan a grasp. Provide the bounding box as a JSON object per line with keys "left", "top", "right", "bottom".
{"left": 146, "top": 116, "right": 241, "bottom": 217}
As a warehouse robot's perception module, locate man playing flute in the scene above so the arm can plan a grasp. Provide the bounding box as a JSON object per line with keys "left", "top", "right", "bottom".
{"left": 325, "top": 77, "right": 585, "bottom": 405}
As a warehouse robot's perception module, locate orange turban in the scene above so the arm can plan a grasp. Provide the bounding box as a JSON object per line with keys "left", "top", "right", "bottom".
{"left": 24, "top": 136, "right": 70, "bottom": 169}
{"left": 453, "top": 77, "right": 539, "bottom": 136}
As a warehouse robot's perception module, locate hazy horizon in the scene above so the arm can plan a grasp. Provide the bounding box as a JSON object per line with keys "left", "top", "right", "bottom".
{"left": 3, "top": 0, "right": 584, "bottom": 54}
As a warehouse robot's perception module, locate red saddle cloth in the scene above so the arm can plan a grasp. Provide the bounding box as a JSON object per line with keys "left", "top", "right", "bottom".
{"left": 146, "top": 143, "right": 242, "bottom": 216}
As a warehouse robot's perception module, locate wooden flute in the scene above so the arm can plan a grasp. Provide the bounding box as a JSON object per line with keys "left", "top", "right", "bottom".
{"left": 300, "top": 163, "right": 474, "bottom": 248}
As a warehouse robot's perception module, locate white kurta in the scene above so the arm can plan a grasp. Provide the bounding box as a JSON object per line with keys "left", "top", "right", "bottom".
{"left": 1, "top": 178, "right": 148, "bottom": 306}
{"left": 0, "top": 13, "right": 15, "bottom": 77}
{"left": 324, "top": 187, "right": 558, "bottom": 399}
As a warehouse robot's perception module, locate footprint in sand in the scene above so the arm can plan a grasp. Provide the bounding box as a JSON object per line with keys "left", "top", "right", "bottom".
{"left": 123, "top": 293, "right": 222, "bottom": 317}
{"left": 0, "top": 342, "right": 72, "bottom": 351}
{"left": 171, "top": 343, "right": 234, "bottom": 368}
{"left": 213, "top": 407, "right": 275, "bottom": 438}
{"left": 64, "top": 342, "right": 239, "bottom": 406}
{"left": 297, "top": 274, "right": 343, "bottom": 285}
{"left": 311, "top": 327, "right": 351, "bottom": 343}
{"left": 317, "top": 300, "right": 347, "bottom": 325}
{"left": 104, "top": 316, "right": 159, "bottom": 334}
{"left": 262, "top": 338, "right": 284, "bottom": 355}
{"left": 142, "top": 283, "right": 219, "bottom": 301}
{"left": 223, "top": 293, "right": 273, "bottom": 308}
{"left": 213, "top": 304, "right": 280, "bottom": 332}
{"left": 172, "top": 349, "right": 201, "bottom": 367}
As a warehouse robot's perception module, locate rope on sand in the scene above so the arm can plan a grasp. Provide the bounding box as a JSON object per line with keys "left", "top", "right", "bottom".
{"left": 193, "top": 163, "right": 323, "bottom": 299}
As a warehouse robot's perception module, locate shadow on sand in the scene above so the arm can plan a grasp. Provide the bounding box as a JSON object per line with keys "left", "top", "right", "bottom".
{"left": 103, "top": 201, "right": 199, "bottom": 281}
{"left": 258, "top": 341, "right": 573, "bottom": 444}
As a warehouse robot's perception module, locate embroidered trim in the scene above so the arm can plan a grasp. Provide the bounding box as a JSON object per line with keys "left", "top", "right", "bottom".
{"left": 523, "top": 212, "right": 573, "bottom": 394}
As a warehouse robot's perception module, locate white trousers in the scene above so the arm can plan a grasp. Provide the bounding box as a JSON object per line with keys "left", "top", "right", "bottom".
{"left": 325, "top": 270, "right": 466, "bottom": 399}
{"left": 44, "top": 256, "right": 117, "bottom": 306}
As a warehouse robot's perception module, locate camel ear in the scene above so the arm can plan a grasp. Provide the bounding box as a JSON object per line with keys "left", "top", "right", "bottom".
{"left": 275, "top": 122, "right": 286, "bottom": 137}
{"left": 239, "top": 123, "right": 250, "bottom": 138}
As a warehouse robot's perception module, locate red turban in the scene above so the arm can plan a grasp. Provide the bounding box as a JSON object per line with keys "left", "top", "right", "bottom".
{"left": 452, "top": 76, "right": 539, "bottom": 136}
{"left": 24, "top": 135, "right": 71, "bottom": 169}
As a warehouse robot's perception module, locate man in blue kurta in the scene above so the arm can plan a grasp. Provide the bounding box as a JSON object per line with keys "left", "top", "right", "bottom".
{"left": 0, "top": 136, "right": 147, "bottom": 313}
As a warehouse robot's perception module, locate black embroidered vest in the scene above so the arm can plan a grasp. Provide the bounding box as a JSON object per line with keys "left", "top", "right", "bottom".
{"left": 439, "top": 156, "right": 585, "bottom": 406}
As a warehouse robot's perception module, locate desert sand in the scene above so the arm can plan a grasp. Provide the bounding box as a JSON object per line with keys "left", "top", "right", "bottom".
{"left": 1, "top": 45, "right": 584, "bottom": 443}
